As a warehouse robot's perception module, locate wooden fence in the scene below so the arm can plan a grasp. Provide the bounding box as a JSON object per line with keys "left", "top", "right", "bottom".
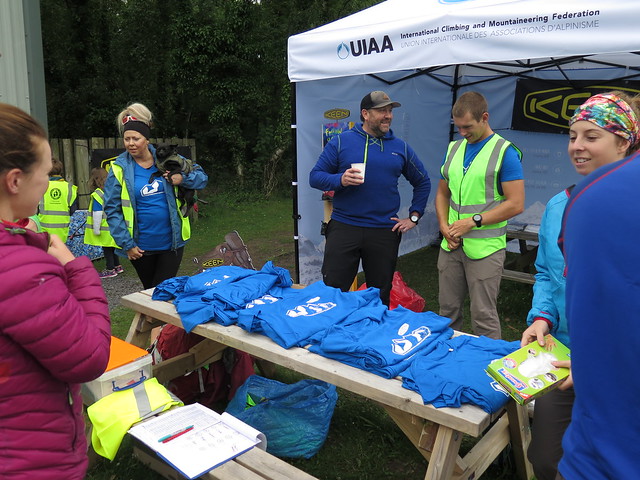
{"left": 50, "top": 137, "right": 196, "bottom": 209}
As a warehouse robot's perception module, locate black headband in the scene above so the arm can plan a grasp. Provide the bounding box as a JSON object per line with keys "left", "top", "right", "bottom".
{"left": 121, "top": 115, "right": 151, "bottom": 139}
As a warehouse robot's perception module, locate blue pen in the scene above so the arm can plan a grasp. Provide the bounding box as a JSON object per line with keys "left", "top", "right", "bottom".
{"left": 158, "top": 425, "right": 194, "bottom": 443}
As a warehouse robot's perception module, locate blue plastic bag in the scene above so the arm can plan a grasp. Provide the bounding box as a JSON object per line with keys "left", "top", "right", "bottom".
{"left": 225, "top": 375, "right": 338, "bottom": 458}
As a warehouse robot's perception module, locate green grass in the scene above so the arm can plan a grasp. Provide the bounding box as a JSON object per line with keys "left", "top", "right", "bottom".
{"left": 87, "top": 188, "right": 534, "bottom": 480}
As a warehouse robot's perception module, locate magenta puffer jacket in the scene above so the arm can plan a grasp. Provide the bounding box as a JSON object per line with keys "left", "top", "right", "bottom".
{"left": 0, "top": 223, "right": 111, "bottom": 479}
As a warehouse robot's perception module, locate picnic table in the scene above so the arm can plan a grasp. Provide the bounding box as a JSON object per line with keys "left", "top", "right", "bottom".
{"left": 122, "top": 288, "right": 534, "bottom": 480}
{"left": 503, "top": 226, "right": 539, "bottom": 285}
{"left": 133, "top": 437, "right": 318, "bottom": 480}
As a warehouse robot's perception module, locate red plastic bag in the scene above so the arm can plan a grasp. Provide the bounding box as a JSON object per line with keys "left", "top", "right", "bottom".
{"left": 358, "top": 271, "right": 425, "bottom": 312}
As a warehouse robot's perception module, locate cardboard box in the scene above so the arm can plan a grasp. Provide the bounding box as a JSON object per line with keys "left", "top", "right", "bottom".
{"left": 82, "top": 337, "right": 152, "bottom": 404}
{"left": 485, "top": 334, "right": 570, "bottom": 405}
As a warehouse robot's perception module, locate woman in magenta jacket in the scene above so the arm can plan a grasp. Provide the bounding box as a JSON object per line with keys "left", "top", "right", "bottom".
{"left": 0, "top": 103, "right": 111, "bottom": 479}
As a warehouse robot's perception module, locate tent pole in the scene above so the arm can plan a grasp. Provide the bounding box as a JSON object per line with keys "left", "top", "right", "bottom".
{"left": 449, "top": 64, "right": 461, "bottom": 142}
{"left": 290, "top": 81, "right": 301, "bottom": 284}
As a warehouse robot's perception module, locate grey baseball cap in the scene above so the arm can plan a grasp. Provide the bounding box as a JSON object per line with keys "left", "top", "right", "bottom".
{"left": 360, "top": 91, "right": 401, "bottom": 110}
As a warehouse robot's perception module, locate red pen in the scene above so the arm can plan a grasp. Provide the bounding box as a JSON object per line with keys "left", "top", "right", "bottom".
{"left": 158, "top": 425, "right": 194, "bottom": 443}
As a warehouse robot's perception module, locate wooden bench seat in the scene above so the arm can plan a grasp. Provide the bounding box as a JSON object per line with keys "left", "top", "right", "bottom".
{"left": 133, "top": 437, "right": 318, "bottom": 480}
{"left": 502, "top": 269, "right": 535, "bottom": 285}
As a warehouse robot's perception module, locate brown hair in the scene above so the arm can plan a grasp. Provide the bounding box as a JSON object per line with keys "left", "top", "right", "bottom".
{"left": 0, "top": 103, "right": 48, "bottom": 174}
{"left": 89, "top": 167, "right": 108, "bottom": 191}
{"left": 452, "top": 91, "right": 488, "bottom": 122}
{"left": 49, "top": 157, "right": 64, "bottom": 176}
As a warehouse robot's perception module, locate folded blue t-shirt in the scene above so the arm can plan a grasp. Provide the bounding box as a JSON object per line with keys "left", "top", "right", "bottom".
{"left": 401, "top": 335, "right": 519, "bottom": 413}
{"left": 310, "top": 307, "right": 453, "bottom": 378}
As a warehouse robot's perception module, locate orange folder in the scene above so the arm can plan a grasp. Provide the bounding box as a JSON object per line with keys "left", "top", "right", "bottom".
{"left": 105, "top": 336, "right": 150, "bottom": 372}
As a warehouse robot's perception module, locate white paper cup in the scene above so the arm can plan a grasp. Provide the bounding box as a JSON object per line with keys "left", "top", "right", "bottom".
{"left": 351, "top": 162, "right": 366, "bottom": 181}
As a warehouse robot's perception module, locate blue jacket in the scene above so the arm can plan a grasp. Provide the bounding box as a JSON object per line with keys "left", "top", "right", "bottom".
{"left": 526, "top": 188, "right": 571, "bottom": 347}
{"left": 104, "top": 145, "right": 208, "bottom": 254}
{"left": 309, "top": 124, "right": 431, "bottom": 228}
{"left": 559, "top": 154, "right": 640, "bottom": 480}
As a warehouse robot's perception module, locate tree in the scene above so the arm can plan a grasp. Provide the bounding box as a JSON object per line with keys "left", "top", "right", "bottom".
{"left": 40, "top": 0, "right": 383, "bottom": 195}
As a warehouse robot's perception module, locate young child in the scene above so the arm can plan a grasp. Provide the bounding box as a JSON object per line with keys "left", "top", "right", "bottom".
{"left": 84, "top": 167, "right": 123, "bottom": 278}
{"left": 37, "top": 157, "right": 78, "bottom": 239}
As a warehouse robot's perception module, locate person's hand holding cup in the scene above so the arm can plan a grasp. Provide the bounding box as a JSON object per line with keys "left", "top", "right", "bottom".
{"left": 341, "top": 163, "right": 366, "bottom": 186}
{"left": 351, "top": 162, "right": 366, "bottom": 182}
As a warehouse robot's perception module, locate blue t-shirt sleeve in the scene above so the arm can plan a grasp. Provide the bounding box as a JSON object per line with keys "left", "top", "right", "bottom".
{"left": 92, "top": 198, "right": 103, "bottom": 212}
{"left": 498, "top": 145, "right": 523, "bottom": 182}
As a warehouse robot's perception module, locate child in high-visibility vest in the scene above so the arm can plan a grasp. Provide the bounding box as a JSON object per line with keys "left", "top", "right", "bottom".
{"left": 85, "top": 167, "right": 123, "bottom": 278}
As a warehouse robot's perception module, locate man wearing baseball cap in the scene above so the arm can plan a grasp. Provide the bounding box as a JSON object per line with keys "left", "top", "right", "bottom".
{"left": 309, "top": 90, "right": 431, "bottom": 306}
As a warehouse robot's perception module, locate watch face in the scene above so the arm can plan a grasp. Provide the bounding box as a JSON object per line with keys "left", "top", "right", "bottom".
{"left": 410, "top": 215, "right": 419, "bottom": 223}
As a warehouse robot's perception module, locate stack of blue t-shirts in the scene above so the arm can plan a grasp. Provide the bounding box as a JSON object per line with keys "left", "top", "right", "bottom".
{"left": 152, "top": 262, "right": 292, "bottom": 332}
{"left": 152, "top": 275, "right": 189, "bottom": 300}
{"left": 309, "top": 306, "right": 454, "bottom": 378}
{"left": 236, "top": 281, "right": 383, "bottom": 348}
{"left": 401, "top": 335, "right": 520, "bottom": 413}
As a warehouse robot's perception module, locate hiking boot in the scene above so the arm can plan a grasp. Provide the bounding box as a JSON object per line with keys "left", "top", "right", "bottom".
{"left": 115, "top": 265, "right": 124, "bottom": 274}
{"left": 99, "top": 269, "right": 118, "bottom": 278}
{"left": 224, "top": 230, "right": 255, "bottom": 270}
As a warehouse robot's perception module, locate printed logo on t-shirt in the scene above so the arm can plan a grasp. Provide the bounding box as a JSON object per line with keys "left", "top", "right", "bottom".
{"left": 204, "top": 275, "right": 231, "bottom": 287}
{"left": 391, "top": 324, "right": 432, "bottom": 355}
{"left": 246, "top": 294, "right": 280, "bottom": 309}
{"left": 140, "top": 179, "right": 163, "bottom": 197}
{"left": 286, "top": 296, "right": 336, "bottom": 317}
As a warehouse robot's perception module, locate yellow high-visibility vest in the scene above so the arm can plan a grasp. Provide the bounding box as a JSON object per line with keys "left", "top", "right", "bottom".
{"left": 38, "top": 178, "right": 77, "bottom": 239}
{"left": 87, "top": 378, "right": 183, "bottom": 460}
{"left": 440, "top": 135, "right": 521, "bottom": 259}
{"left": 84, "top": 188, "right": 118, "bottom": 247}
{"left": 111, "top": 164, "right": 190, "bottom": 243}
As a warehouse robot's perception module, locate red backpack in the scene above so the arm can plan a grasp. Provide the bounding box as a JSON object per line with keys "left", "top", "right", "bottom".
{"left": 154, "top": 324, "right": 255, "bottom": 408}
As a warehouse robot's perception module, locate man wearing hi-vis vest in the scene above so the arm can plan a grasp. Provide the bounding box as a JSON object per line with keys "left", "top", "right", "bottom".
{"left": 435, "top": 91, "right": 524, "bottom": 339}
{"left": 38, "top": 157, "right": 78, "bottom": 240}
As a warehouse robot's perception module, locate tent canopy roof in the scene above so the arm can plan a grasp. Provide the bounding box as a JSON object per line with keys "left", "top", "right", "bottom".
{"left": 288, "top": 0, "right": 640, "bottom": 83}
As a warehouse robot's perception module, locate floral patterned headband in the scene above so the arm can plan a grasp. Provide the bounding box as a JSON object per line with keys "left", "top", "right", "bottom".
{"left": 570, "top": 93, "right": 639, "bottom": 146}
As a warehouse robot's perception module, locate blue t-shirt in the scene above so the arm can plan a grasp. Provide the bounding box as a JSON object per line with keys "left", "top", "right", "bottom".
{"left": 134, "top": 162, "right": 171, "bottom": 251}
{"left": 309, "top": 307, "right": 453, "bottom": 378}
{"left": 441, "top": 134, "right": 523, "bottom": 195}
{"left": 402, "top": 335, "right": 519, "bottom": 413}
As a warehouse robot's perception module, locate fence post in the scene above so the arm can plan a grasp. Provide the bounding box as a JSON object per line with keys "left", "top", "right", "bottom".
{"left": 74, "top": 139, "right": 90, "bottom": 209}
{"left": 187, "top": 138, "right": 197, "bottom": 162}
{"left": 61, "top": 139, "right": 74, "bottom": 183}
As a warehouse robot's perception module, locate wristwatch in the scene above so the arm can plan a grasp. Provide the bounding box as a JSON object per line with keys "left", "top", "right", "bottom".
{"left": 410, "top": 214, "right": 420, "bottom": 224}
{"left": 472, "top": 214, "right": 483, "bottom": 228}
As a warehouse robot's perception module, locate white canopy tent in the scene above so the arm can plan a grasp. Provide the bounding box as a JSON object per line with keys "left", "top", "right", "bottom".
{"left": 287, "top": 0, "right": 640, "bottom": 284}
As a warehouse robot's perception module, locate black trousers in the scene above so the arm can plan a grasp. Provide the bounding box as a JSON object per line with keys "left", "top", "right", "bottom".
{"left": 321, "top": 220, "right": 401, "bottom": 306}
{"left": 529, "top": 387, "right": 575, "bottom": 480}
{"left": 131, "top": 247, "right": 184, "bottom": 289}
{"left": 103, "top": 247, "right": 121, "bottom": 270}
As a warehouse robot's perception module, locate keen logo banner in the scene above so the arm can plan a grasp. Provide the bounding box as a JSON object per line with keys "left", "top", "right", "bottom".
{"left": 512, "top": 79, "right": 640, "bottom": 134}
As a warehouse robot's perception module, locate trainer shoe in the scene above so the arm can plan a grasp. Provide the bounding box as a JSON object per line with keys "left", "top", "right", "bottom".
{"left": 99, "top": 269, "right": 118, "bottom": 279}
{"left": 115, "top": 265, "right": 124, "bottom": 274}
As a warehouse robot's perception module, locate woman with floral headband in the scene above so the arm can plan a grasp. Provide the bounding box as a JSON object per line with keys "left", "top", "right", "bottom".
{"left": 520, "top": 91, "right": 640, "bottom": 480}
{"left": 104, "top": 102, "right": 208, "bottom": 288}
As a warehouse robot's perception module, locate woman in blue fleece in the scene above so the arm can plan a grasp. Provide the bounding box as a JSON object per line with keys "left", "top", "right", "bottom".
{"left": 309, "top": 91, "right": 431, "bottom": 306}
{"left": 521, "top": 91, "right": 640, "bottom": 480}
{"left": 104, "top": 102, "right": 208, "bottom": 288}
